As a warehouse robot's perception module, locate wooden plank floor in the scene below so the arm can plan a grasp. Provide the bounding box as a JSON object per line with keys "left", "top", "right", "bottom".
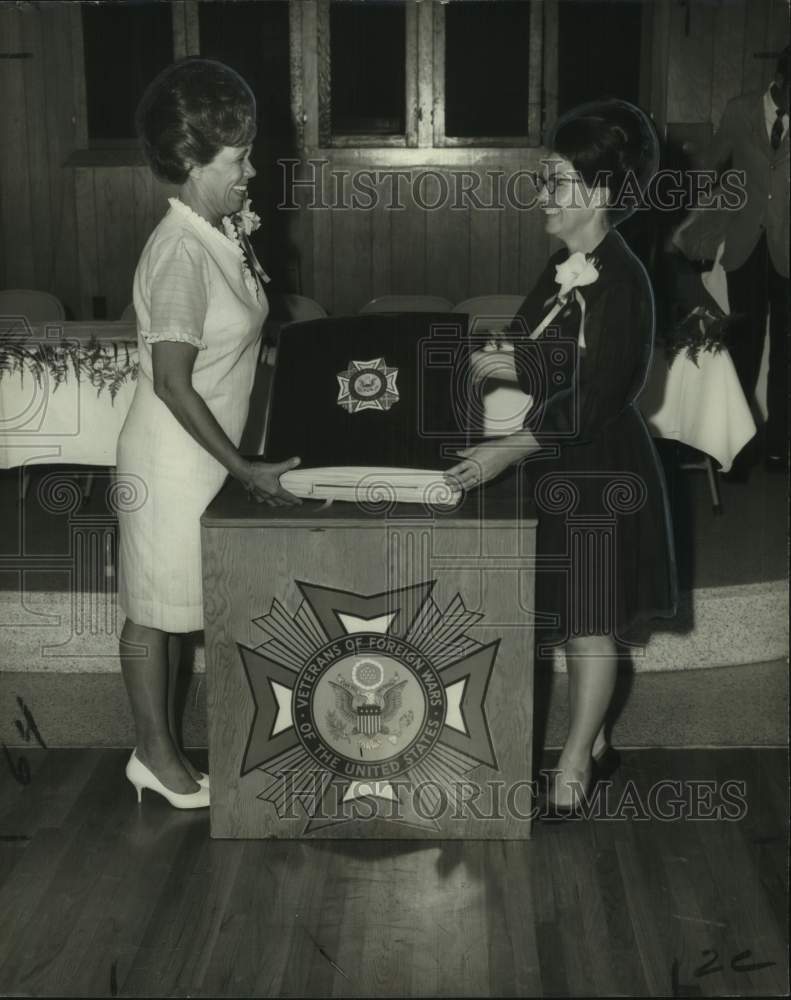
{"left": 0, "top": 748, "right": 787, "bottom": 997}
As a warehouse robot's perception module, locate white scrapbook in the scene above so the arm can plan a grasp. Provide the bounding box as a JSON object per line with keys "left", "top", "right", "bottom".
{"left": 279, "top": 466, "right": 462, "bottom": 506}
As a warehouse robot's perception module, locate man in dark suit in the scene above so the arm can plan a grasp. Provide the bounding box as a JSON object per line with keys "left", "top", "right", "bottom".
{"left": 706, "top": 46, "right": 789, "bottom": 478}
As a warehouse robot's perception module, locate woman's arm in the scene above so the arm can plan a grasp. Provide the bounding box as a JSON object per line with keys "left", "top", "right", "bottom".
{"left": 445, "top": 427, "right": 540, "bottom": 489}
{"left": 152, "top": 341, "right": 299, "bottom": 504}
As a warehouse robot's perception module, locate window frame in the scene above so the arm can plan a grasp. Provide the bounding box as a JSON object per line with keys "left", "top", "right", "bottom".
{"left": 81, "top": 0, "right": 199, "bottom": 149}
{"left": 76, "top": 0, "right": 654, "bottom": 159}
{"left": 172, "top": 0, "right": 201, "bottom": 60}
{"left": 316, "top": 0, "right": 419, "bottom": 149}
{"left": 431, "top": 0, "right": 546, "bottom": 148}
{"left": 298, "top": 0, "right": 551, "bottom": 153}
{"left": 294, "top": 0, "right": 654, "bottom": 156}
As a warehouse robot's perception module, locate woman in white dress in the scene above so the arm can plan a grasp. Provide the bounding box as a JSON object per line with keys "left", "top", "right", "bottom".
{"left": 116, "top": 59, "right": 300, "bottom": 809}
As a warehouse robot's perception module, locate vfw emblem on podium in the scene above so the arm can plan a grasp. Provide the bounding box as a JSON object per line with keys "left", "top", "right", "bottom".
{"left": 238, "top": 581, "right": 500, "bottom": 833}
{"left": 336, "top": 357, "right": 399, "bottom": 413}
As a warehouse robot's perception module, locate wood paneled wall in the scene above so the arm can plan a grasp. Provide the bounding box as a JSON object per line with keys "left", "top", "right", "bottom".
{"left": 660, "top": 0, "right": 789, "bottom": 128}
{"left": 291, "top": 154, "right": 553, "bottom": 316}
{"left": 0, "top": 0, "right": 787, "bottom": 321}
{"left": 0, "top": 2, "right": 84, "bottom": 318}
{"left": 73, "top": 165, "right": 176, "bottom": 321}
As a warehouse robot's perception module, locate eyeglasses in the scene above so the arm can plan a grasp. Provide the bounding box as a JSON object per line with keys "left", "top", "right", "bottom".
{"left": 531, "top": 172, "right": 581, "bottom": 195}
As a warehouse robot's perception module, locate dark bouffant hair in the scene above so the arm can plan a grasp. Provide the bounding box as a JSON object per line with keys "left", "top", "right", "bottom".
{"left": 547, "top": 99, "right": 660, "bottom": 225}
{"left": 136, "top": 58, "right": 257, "bottom": 185}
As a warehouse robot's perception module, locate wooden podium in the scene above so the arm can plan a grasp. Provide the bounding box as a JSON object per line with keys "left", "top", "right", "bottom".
{"left": 201, "top": 478, "right": 538, "bottom": 839}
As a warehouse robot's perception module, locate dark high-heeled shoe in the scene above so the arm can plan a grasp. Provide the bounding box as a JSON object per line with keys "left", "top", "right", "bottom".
{"left": 537, "top": 750, "right": 620, "bottom": 823}
{"left": 536, "top": 767, "right": 591, "bottom": 823}
{"left": 538, "top": 795, "right": 585, "bottom": 823}
{"left": 591, "top": 745, "right": 621, "bottom": 784}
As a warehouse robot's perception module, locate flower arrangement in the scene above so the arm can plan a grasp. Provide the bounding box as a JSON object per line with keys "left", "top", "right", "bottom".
{"left": 664, "top": 305, "right": 733, "bottom": 367}
{"left": 659, "top": 250, "right": 735, "bottom": 367}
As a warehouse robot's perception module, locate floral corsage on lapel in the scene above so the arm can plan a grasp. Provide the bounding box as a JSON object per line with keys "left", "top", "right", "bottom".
{"left": 222, "top": 198, "right": 270, "bottom": 302}
{"left": 482, "top": 251, "right": 599, "bottom": 354}
{"left": 524, "top": 250, "right": 600, "bottom": 348}
{"left": 554, "top": 251, "right": 599, "bottom": 302}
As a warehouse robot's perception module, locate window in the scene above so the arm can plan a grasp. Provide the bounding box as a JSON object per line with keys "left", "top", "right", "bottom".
{"left": 330, "top": 1, "right": 406, "bottom": 136}
{"left": 443, "top": 1, "right": 535, "bottom": 141}
{"left": 318, "top": 0, "right": 416, "bottom": 147}
{"left": 557, "top": 0, "right": 644, "bottom": 114}
{"left": 297, "top": 0, "right": 650, "bottom": 151}
{"left": 80, "top": 0, "right": 292, "bottom": 152}
{"left": 82, "top": 1, "right": 174, "bottom": 143}
{"left": 313, "top": 0, "right": 543, "bottom": 149}
{"left": 198, "top": 0, "right": 291, "bottom": 138}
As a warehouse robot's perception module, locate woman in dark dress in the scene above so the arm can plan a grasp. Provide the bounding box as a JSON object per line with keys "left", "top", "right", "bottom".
{"left": 447, "top": 100, "right": 678, "bottom": 813}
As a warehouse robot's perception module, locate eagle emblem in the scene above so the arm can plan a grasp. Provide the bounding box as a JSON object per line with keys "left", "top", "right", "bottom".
{"left": 326, "top": 659, "right": 413, "bottom": 749}
{"left": 336, "top": 357, "right": 399, "bottom": 413}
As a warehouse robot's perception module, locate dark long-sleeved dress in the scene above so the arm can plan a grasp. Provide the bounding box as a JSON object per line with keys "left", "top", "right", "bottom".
{"left": 511, "top": 228, "right": 678, "bottom": 643}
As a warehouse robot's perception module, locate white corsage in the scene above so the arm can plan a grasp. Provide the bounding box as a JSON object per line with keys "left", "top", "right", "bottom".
{"left": 524, "top": 252, "right": 599, "bottom": 349}
{"left": 221, "top": 214, "right": 241, "bottom": 246}
{"left": 237, "top": 198, "right": 261, "bottom": 236}
{"left": 554, "top": 251, "right": 599, "bottom": 301}
{"left": 221, "top": 199, "right": 269, "bottom": 302}
{"left": 482, "top": 252, "right": 599, "bottom": 354}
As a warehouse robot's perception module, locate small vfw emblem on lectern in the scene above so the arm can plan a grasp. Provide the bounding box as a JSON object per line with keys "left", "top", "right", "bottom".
{"left": 238, "top": 581, "right": 501, "bottom": 833}
{"left": 336, "top": 357, "right": 399, "bottom": 412}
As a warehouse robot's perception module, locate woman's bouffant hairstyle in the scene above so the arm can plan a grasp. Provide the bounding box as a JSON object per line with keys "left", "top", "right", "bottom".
{"left": 136, "top": 58, "right": 257, "bottom": 185}
{"left": 547, "top": 99, "right": 660, "bottom": 225}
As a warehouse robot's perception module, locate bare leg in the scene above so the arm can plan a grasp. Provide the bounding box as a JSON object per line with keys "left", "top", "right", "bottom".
{"left": 166, "top": 635, "right": 203, "bottom": 782}
{"left": 551, "top": 633, "right": 618, "bottom": 806}
{"left": 567, "top": 671, "right": 608, "bottom": 760}
{"left": 120, "top": 619, "right": 199, "bottom": 794}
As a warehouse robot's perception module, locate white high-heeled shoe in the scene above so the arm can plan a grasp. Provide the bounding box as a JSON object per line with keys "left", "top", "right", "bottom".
{"left": 197, "top": 772, "right": 210, "bottom": 789}
{"left": 126, "top": 751, "right": 210, "bottom": 809}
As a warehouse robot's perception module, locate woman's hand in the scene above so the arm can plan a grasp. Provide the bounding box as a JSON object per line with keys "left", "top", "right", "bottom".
{"left": 469, "top": 349, "right": 518, "bottom": 386}
{"left": 242, "top": 456, "right": 302, "bottom": 506}
{"left": 444, "top": 441, "right": 524, "bottom": 491}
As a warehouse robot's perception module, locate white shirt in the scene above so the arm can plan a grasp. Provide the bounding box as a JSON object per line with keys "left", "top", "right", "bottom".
{"left": 763, "top": 84, "right": 789, "bottom": 144}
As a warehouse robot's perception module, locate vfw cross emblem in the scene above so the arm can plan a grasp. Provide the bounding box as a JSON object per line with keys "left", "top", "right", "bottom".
{"left": 238, "top": 581, "right": 500, "bottom": 832}
{"left": 336, "top": 357, "right": 399, "bottom": 412}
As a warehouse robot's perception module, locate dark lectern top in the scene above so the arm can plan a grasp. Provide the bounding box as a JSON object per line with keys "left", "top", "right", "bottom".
{"left": 263, "top": 313, "right": 472, "bottom": 469}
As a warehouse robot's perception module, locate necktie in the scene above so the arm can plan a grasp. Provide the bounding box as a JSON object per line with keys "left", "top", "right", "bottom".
{"left": 770, "top": 108, "right": 784, "bottom": 150}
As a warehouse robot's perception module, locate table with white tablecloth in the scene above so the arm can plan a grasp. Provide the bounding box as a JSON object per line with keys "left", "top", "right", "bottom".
{"left": 0, "top": 322, "right": 138, "bottom": 470}
{"left": 480, "top": 344, "right": 756, "bottom": 474}
{"left": 639, "top": 346, "right": 756, "bottom": 473}
{"left": 2, "top": 317, "right": 757, "bottom": 478}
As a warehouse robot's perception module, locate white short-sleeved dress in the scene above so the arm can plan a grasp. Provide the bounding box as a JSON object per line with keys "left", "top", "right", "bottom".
{"left": 116, "top": 197, "right": 267, "bottom": 632}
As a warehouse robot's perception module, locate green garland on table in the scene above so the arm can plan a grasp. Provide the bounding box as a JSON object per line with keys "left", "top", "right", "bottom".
{"left": 664, "top": 305, "right": 734, "bottom": 368}
{"left": 0, "top": 335, "right": 138, "bottom": 402}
